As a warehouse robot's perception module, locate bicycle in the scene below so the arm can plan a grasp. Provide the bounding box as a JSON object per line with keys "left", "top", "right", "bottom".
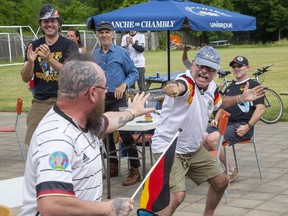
{"left": 217, "top": 65, "right": 284, "bottom": 124}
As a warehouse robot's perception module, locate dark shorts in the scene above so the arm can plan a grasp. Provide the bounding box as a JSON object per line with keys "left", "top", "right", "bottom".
{"left": 207, "top": 122, "right": 253, "bottom": 145}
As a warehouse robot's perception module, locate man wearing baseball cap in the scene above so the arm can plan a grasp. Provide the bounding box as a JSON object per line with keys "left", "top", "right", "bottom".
{"left": 151, "top": 47, "right": 265, "bottom": 215}
{"left": 21, "top": 4, "right": 78, "bottom": 146}
{"left": 93, "top": 22, "right": 141, "bottom": 186}
{"left": 204, "top": 55, "right": 265, "bottom": 182}
{"left": 229, "top": 55, "right": 249, "bottom": 67}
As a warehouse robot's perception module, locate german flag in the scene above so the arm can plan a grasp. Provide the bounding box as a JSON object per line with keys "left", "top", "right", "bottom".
{"left": 139, "top": 136, "right": 177, "bottom": 212}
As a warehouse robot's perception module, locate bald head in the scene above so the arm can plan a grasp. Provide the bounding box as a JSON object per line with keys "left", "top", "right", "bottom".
{"left": 58, "top": 54, "right": 105, "bottom": 99}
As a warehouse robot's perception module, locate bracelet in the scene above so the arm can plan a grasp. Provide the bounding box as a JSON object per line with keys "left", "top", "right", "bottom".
{"left": 238, "top": 94, "right": 245, "bottom": 104}
{"left": 125, "top": 109, "right": 136, "bottom": 121}
{"left": 247, "top": 122, "right": 254, "bottom": 129}
{"left": 236, "top": 95, "right": 239, "bottom": 104}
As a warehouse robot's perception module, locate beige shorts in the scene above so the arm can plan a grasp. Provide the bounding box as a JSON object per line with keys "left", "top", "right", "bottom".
{"left": 25, "top": 97, "right": 57, "bottom": 145}
{"left": 154, "top": 145, "right": 224, "bottom": 193}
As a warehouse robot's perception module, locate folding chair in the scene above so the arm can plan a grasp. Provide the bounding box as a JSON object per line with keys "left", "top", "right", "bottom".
{"left": 209, "top": 110, "right": 230, "bottom": 204}
{"left": 132, "top": 133, "right": 154, "bottom": 166}
{"left": 223, "top": 127, "right": 263, "bottom": 180}
{"left": 116, "top": 132, "right": 154, "bottom": 176}
{"left": 0, "top": 98, "right": 26, "bottom": 161}
{"left": 0, "top": 204, "right": 13, "bottom": 216}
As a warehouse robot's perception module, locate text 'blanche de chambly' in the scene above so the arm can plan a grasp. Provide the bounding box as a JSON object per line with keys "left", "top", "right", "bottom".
{"left": 113, "top": 21, "right": 176, "bottom": 28}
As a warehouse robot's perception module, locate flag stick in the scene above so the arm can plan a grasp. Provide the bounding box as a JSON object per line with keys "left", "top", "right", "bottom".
{"left": 131, "top": 128, "right": 182, "bottom": 200}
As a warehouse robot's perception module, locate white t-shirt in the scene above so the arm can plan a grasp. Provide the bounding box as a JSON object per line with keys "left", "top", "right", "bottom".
{"left": 19, "top": 106, "right": 105, "bottom": 215}
{"left": 152, "top": 70, "right": 222, "bottom": 154}
{"left": 121, "top": 32, "right": 145, "bottom": 67}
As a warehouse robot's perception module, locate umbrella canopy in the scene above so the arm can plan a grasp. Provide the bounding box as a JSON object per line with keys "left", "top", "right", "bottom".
{"left": 87, "top": 0, "right": 256, "bottom": 80}
{"left": 87, "top": 0, "right": 256, "bottom": 32}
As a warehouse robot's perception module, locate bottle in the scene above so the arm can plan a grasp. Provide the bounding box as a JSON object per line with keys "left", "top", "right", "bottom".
{"left": 156, "top": 72, "right": 160, "bottom": 78}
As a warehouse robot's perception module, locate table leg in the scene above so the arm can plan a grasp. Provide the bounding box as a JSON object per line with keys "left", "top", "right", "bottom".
{"left": 141, "top": 131, "right": 146, "bottom": 176}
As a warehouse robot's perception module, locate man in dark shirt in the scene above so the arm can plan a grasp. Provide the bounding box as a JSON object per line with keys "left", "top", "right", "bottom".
{"left": 21, "top": 4, "right": 78, "bottom": 145}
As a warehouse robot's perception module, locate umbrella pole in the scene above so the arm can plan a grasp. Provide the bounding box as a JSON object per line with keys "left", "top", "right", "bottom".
{"left": 167, "top": 30, "right": 171, "bottom": 81}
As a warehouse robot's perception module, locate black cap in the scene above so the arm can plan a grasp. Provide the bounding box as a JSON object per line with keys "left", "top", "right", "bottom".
{"left": 229, "top": 56, "right": 249, "bottom": 66}
{"left": 96, "top": 22, "right": 114, "bottom": 31}
{"left": 39, "top": 4, "right": 60, "bottom": 20}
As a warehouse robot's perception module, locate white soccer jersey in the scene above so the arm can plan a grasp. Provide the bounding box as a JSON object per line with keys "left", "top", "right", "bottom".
{"left": 20, "top": 106, "right": 106, "bottom": 216}
{"left": 121, "top": 32, "right": 145, "bottom": 67}
{"left": 152, "top": 70, "right": 222, "bottom": 154}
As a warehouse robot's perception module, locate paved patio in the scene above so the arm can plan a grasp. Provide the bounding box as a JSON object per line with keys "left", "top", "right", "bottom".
{"left": 1, "top": 112, "right": 288, "bottom": 216}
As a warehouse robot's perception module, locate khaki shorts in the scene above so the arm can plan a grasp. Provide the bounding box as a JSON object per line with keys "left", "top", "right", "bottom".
{"left": 25, "top": 97, "right": 57, "bottom": 145}
{"left": 154, "top": 145, "right": 224, "bottom": 193}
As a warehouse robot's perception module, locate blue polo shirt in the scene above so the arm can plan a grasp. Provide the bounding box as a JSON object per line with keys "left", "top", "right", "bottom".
{"left": 93, "top": 43, "right": 139, "bottom": 92}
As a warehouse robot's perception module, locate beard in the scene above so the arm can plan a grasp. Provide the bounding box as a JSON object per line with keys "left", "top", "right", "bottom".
{"left": 87, "top": 99, "right": 105, "bottom": 138}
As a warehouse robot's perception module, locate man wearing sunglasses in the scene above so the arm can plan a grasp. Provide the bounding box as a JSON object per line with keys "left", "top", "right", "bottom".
{"left": 151, "top": 48, "right": 265, "bottom": 216}
{"left": 203, "top": 56, "right": 265, "bottom": 182}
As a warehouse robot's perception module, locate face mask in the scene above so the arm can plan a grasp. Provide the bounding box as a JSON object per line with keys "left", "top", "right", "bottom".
{"left": 238, "top": 101, "right": 250, "bottom": 113}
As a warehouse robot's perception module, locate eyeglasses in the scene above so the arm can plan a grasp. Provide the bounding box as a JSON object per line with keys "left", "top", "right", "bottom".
{"left": 84, "top": 85, "right": 109, "bottom": 96}
{"left": 196, "top": 64, "right": 217, "bottom": 73}
{"left": 231, "top": 64, "right": 244, "bottom": 69}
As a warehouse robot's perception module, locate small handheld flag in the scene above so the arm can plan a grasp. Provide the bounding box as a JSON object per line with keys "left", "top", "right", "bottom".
{"left": 132, "top": 129, "right": 182, "bottom": 214}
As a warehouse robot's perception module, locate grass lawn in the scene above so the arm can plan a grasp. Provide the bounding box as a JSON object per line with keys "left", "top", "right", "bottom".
{"left": 0, "top": 45, "right": 287, "bottom": 121}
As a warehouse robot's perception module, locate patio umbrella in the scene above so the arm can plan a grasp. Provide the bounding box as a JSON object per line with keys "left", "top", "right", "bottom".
{"left": 86, "top": 0, "right": 256, "bottom": 80}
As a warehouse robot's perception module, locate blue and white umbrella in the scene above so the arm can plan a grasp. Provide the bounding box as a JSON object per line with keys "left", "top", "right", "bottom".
{"left": 87, "top": 0, "right": 256, "bottom": 79}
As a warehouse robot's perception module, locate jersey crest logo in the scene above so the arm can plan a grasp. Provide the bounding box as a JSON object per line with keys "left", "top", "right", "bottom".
{"left": 49, "top": 151, "right": 69, "bottom": 171}
{"left": 208, "top": 100, "right": 214, "bottom": 110}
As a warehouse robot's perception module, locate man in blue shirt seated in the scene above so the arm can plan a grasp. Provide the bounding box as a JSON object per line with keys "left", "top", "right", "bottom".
{"left": 93, "top": 22, "right": 140, "bottom": 186}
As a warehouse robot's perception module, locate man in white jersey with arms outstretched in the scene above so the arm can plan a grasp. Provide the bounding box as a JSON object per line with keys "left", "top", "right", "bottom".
{"left": 151, "top": 46, "right": 265, "bottom": 216}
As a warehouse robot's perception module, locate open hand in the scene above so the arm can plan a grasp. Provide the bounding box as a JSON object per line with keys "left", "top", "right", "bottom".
{"left": 241, "top": 82, "right": 265, "bottom": 102}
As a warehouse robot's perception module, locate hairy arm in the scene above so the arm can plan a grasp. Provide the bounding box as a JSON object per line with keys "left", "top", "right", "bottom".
{"left": 104, "top": 92, "right": 155, "bottom": 133}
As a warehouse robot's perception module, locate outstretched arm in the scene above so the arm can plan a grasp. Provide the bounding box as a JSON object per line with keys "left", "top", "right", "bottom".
{"left": 221, "top": 82, "right": 265, "bottom": 109}
{"left": 104, "top": 92, "right": 155, "bottom": 133}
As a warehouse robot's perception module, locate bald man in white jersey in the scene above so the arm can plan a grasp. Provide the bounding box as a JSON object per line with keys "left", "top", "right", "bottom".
{"left": 19, "top": 53, "right": 155, "bottom": 216}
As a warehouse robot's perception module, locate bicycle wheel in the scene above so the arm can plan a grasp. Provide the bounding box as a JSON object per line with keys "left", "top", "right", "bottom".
{"left": 260, "top": 88, "right": 284, "bottom": 124}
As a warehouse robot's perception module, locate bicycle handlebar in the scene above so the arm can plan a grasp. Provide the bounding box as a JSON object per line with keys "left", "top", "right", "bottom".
{"left": 253, "top": 64, "right": 273, "bottom": 76}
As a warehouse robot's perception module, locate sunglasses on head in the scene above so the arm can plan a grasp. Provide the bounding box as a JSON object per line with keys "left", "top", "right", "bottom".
{"left": 231, "top": 64, "right": 245, "bottom": 69}
{"left": 196, "top": 64, "right": 217, "bottom": 73}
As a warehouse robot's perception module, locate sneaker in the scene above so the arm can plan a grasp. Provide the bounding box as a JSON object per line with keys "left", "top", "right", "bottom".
{"left": 229, "top": 169, "right": 239, "bottom": 182}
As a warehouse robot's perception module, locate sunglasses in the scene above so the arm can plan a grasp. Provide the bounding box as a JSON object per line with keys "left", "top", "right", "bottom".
{"left": 231, "top": 64, "right": 244, "bottom": 69}
{"left": 84, "top": 85, "right": 109, "bottom": 96}
{"left": 196, "top": 64, "right": 217, "bottom": 73}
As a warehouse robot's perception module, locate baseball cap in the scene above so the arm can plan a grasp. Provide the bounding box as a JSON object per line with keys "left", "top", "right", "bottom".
{"left": 195, "top": 46, "right": 220, "bottom": 70}
{"left": 96, "top": 22, "right": 114, "bottom": 31}
{"left": 39, "top": 4, "right": 60, "bottom": 20}
{"left": 229, "top": 56, "right": 249, "bottom": 66}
